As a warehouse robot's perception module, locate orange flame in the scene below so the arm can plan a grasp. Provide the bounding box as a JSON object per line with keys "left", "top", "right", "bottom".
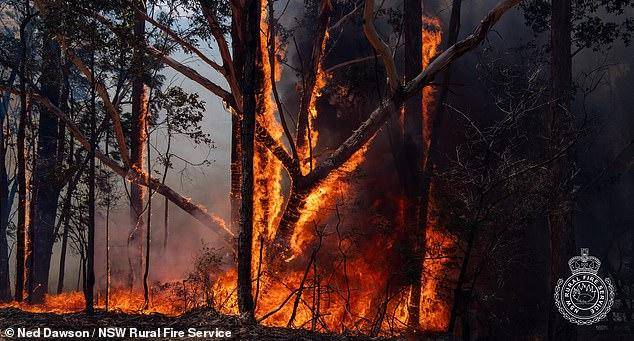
{"left": 1, "top": 13, "right": 453, "bottom": 339}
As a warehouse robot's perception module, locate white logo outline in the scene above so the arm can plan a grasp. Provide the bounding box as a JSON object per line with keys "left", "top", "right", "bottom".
{"left": 554, "top": 248, "right": 615, "bottom": 325}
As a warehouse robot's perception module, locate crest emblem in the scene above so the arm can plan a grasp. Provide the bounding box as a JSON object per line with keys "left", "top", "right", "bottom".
{"left": 554, "top": 248, "right": 615, "bottom": 325}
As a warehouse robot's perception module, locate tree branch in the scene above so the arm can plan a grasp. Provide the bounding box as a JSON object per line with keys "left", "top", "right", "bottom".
{"left": 89, "top": 10, "right": 236, "bottom": 107}
{"left": 295, "top": 0, "right": 332, "bottom": 158}
{"left": 89, "top": 5, "right": 307, "bottom": 175}
{"left": 362, "top": 0, "right": 398, "bottom": 93}
{"left": 267, "top": 0, "right": 298, "bottom": 163}
{"left": 0, "top": 85, "right": 236, "bottom": 246}
{"left": 129, "top": 1, "right": 225, "bottom": 74}
{"left": 199, "top": 0, "right": 242, "bottom": 107}
{"left": 306, "top": 0, "right": 522, "bottom": 187}
{"left": 61, "top": 40, "right": 132, "bottom": 167}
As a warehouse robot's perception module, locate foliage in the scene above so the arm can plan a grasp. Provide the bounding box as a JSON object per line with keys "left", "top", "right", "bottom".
{"left": 522, "top": 0, "right": 634, "bottom": 51}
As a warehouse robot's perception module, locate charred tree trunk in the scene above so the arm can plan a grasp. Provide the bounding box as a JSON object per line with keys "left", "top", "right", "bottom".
{"left": 15, "top": 11, "right": 32, "bottom": 302}
{"left": 84, "top": 47, "right": 96, "bottom": 314}
{"left": 143, "top": 132, "right": 152, "bottom": 309}
{"left": 128, "top": 0, "right": 149, "bottom": 289}
{"left": 56, "top": 189, "right": 72, "bottom": 294}
{"left": 401, "top": 0, "right": 424, "bottom": 331}
{"left": 230, "top": 2, "right": 245, "bottom": 236}
{"left": 28, "top": 30, "right": 64, "bottom": 304}
{"left": 236, "top": 0, "right": 262, "bottom": 322}
{"left": 547, "top": 0, "right": 576, "bottom": 339}
{"left": 230, "top": 119, "right": 242, "bottom": 235}
{"left": 0, "top": 71, "right": 16, "bottom": 302}
{"left": 0, "top": 116, "right": 9, "bottom": 303}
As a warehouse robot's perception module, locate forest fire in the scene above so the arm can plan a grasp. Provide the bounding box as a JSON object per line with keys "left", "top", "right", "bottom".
{"left": 2, "top": 0, "right": 596, "bottom": 339}
{"left": 0, "top": 9, "right": 452, "bottom": 337}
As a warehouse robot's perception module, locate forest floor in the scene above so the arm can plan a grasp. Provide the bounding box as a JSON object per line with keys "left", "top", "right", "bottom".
{"left": 0, "top": 307, "right": 400, "bottom": 340}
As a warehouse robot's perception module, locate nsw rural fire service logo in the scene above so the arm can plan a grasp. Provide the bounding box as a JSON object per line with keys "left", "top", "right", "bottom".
{"left": 554, "top": 248, "right": 615, "bottom": 325}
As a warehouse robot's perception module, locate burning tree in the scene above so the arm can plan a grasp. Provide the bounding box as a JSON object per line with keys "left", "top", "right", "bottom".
{"left": 3, "top": 0, "right": 600, "bottom": 337}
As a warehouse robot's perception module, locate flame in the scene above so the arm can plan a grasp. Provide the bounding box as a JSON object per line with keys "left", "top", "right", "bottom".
{"left": 291, "top": 143, "right": 370, "bottom": 255}
{"left": 253, "top": 1, "right": 286, "bottom": 245}
{"left": 418, "top": 16, "right": 451, "bottom": 332}
{"left": 1, "top": 13, "right": 453, "bottom": 339}
{"left": 422, "top": 16, "right": 442, "bottom": 152}
{"left": 0, "top": 290, "right": 181, "bottom": 316}
{"left": 299, "top": 33, "right": 331, "bottom": 175}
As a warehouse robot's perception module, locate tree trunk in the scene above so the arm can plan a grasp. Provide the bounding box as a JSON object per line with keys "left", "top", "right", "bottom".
{"left": 0, "top": 71, "right": 16, "bottom": 302}
{"left": 448, "top": 223, "right": 476, "bottom": 332}
{"left": 143, "top": 132, "right": 152, "bottom": 309}
{"left": 56, "top": 191, "right": 71, "bottom": 294}
{"left": 547, "top": 0, "right": 576, "bottom": 339}
{"left": 0, "top": 118, "right": 9, "bottom": 302}
{"left": 15, "top": 12, "right": 32, "bottom": 302}
{"left": 420, "top": 0, "right": 463, "bottom": 334}
{"left": 128, "top": 0, "right": 149, "bottom": 289}
{"left": 400, "top": 0, "right": 424, "bottom": 331}
{"left": 84, "top": 46, "right": 96, "bottom": 314}
{"left": 28, "top": 30, "right": 64, "bottom": 304}
{"left": 230, "top": 119, "right": 242, "bottom": 236}
{"left": 268, "top": 183, "right": 309, "bottom": 263}
{"left": 56, "top": 70, "right": 75, "bottom": 295}
{"left": 230, "top": 1, "right": 245, "bottom": 237}
{"left": 236, "top": 0, "right": 262, "bottom": 322}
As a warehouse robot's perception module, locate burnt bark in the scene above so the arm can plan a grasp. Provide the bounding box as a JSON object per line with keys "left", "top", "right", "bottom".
{"left": 84, "top": 47, "right": 96, "bottom": 314}
{"left": 28, "top": 30, "right": 64, "bottom": 304}
{"left": 230, "top": 119, "right": 242, "bottom": 235}
{"left": 128, "top": 0, "right": 149, "bottom": 289}
{"left": 15, "top": 12, "right": 31, "bottom": 301}
{"left": 547, "top": 0, "right": 576, "bottom": 339}
{"left": 229, "top": 1, "right": 245, "bottom": 236}
{"left": 143, "top": 131, "right": 152, "bottom": 309}
{"left": 236, "top": 0, "right": 262, "bottom": 321}
{"left": 0, "top": 71, "right": 16, "bottom": 302}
